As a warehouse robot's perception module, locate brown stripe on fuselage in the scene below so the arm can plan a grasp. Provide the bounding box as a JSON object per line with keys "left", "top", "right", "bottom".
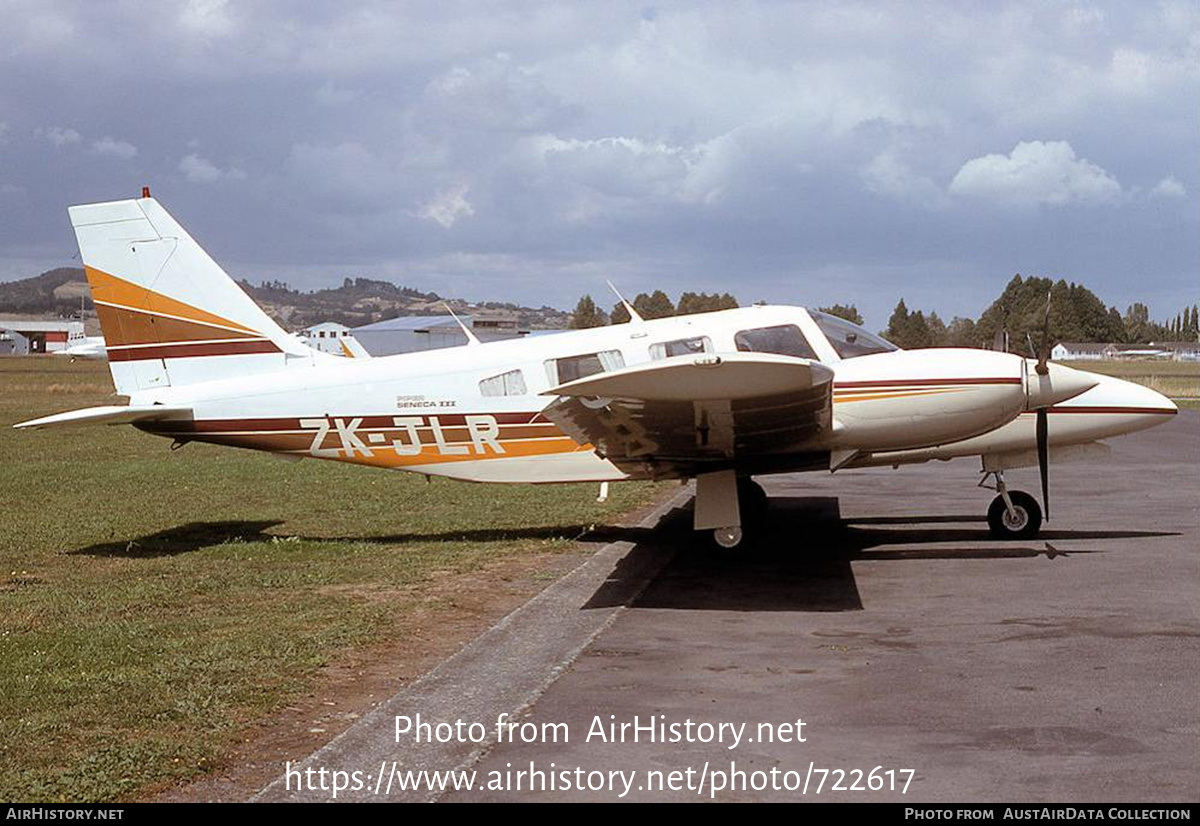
{"left": 833, "top": 388, "right": 962, "bottom": 404}
{"left": 1035, "top": 406, "right": 1178, "bottom": 415}
{"left": 140, "top": 422, "right": 563, "bottom": 445}
{"left": 108, "top": 339, "right": 281, "bottom": 362}
{"left": 136, "top": 418, "right": 586, "bottom": 468}
{"left": 834, "top": 377, "right": 1022, "bottom": 390}
{"left": 143, "top": 412, "right": 552, "bottom": 433}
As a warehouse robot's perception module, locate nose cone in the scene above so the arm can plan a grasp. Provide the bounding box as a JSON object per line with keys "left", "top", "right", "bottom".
{"left": 1100, "top": 373, "right": 1178, "bottom": 420}
{"left": 1025, "top": 361, "right": 1100, "bottom": 409}
{"left": 1050, "top": 371, "right": 1178, "bottom": 441}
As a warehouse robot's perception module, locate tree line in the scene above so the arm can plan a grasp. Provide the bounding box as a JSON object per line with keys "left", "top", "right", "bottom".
{"left": 570, "top": 276, "right": 1198, "bottom": 352}
{"left": 882, "top": 275, "right": 1198, "bottom": 350}
{"left": 570, "top": 290, "right": 738, "bottom": 328}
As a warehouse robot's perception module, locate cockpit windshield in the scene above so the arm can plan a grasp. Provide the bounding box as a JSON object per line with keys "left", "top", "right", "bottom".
{"left": 809, "top": 310, "right": 899, "bottom": 359}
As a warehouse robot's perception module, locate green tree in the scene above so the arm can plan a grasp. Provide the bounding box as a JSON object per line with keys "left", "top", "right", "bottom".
{"left": 975, "top": 274, "right": 1125, "bottom": 351}
{"left": 883, "top": 300, "right": 942, "bottom": 348}
{"left": 610, "top": 301, "right": 631, "bottom": 324}
{"left": 946, "top": 316, "right": 979, "bottom": 348}
{"left": 818, "top": 304, "right": 864, "bottom": 325}
{"left": 1124, "top": 303, "right": 1152, "bottom": 344}
{"left": 569, "top": 295, "right": 608, "bottom": 329}
{"left": 926, "top": 311, "right": 948, "bottom": 346}
{"left": 885, "top": 299, "right": 910, "bottom": 341}
{"left": 677, "top": 292, "right": 738, "bottom": 315}
{"left": 632, "top": 290, "right": 676, "bottom": 319}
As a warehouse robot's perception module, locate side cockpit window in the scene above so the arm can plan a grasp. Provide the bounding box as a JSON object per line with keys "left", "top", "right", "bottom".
{"left": 649, "top": 336, "right": 711, "bottom": 360}
{"left": 479, "top": 369, "right": 528, "bottom": 397}
{"left": 734, "top": 324, "right": 817, "bottom": 360}
{"left": 545, "top": 350, "right": 625, "bottom": 386}
{"left": 809, "top": 310, "right": 899, "bottom": 359}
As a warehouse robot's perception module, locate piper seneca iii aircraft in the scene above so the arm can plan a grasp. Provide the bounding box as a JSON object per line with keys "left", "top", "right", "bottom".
{"left": 16, "top": 194, "right": 1178, "bottom": 549}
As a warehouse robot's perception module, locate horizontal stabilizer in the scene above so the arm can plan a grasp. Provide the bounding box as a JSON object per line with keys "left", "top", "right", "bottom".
{"left": 546, "top": 352, "right": 833, "bottom": 402}
{"left": 14, "top": 404, "right": 193, "bottom": 430}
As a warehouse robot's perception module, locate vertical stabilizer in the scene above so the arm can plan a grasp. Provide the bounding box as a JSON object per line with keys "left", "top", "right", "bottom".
{"left": 68, "top": 196, "right": 310, "bottom": 395}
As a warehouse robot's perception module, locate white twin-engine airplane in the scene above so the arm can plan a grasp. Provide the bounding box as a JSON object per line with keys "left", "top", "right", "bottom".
{"left": 16, "top": 194, "right": 1177, "bottom": 549}
{"left": 57, "top": 330, "right": 108, "bottom": 360}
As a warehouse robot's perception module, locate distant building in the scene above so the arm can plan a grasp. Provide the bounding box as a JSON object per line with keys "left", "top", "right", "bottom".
{"left": 351, "top": 314, "right": 528, "bottom": 356}
{"left": 298, "top": 321, "right": 354, "bottom": 355}
{"left": 1146, "top": 341, "right": 1200, "bottom": 362}
{"left": 1051, "top": 342, "right": 1119, "bottom": 361}
{"left": 471, "top": 309, "right": 521, "bottom": 335}
{"left": 1052, "top": 341, "right": 1200, "bottom": 362}
{"left": 0, "top": 318, "right": 84, "bottom": 355}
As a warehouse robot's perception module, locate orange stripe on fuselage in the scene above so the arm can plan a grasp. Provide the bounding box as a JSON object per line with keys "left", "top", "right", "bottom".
{"left": 833, "top": 388, "right": 963, "bottom": 404}
{"left": 138, "top": 415, "right": 588, "bottom": 468}
{"left": 331, "top": 437, "right": 590, "bottom": 469}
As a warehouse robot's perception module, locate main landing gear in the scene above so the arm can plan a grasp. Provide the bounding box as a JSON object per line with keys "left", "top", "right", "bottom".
{"left": 694, "top": 470, "right": 768, "bottom": 550}
{"left": 980, "top": 470, "right": 1043, "bottom": 540}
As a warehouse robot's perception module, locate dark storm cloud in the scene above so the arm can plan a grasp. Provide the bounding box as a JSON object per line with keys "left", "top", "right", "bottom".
{"left": 0, "top": 1, "right": 1195, "bottom": 326}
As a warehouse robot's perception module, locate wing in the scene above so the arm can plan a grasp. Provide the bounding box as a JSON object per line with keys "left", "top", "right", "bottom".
{"left": 541, "top": 352, "right": 834, "bottom": 478}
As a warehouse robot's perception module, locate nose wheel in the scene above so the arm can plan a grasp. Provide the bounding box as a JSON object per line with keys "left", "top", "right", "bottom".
{"left": 987, "top": 490, "right": 1042, "bottom": 539}
{"left": 981, "top": 470, "right": 1043, "bottom": 539}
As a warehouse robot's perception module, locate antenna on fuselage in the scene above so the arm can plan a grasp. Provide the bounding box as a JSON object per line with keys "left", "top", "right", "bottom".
{"left": 442, "top": 302, "right": 481, "bottom": 346}
{"left": 606, "top": 280, "right": 643, "bottom": 324}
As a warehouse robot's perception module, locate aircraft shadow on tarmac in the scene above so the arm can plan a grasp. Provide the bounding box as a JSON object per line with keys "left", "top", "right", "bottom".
{"left": 70, "top": 496, "right": 1176, "bottom": 578}
{"left": 583, "top": 496, "right": 1179, "bottom": 614}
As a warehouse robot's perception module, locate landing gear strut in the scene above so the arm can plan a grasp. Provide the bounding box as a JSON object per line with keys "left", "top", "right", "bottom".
{"left": 694, "top": 470, "right": 768, "bottom": 550}
{"left": 981, "top": 470, "right": 1043, "bottom": 540}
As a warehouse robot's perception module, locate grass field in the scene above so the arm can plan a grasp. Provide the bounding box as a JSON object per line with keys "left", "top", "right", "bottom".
{"left": 1061, "top": 359, "right": 1200, "bottom": 407}
{"left": 0, "top": 358, "right": 660, "bottom": 802}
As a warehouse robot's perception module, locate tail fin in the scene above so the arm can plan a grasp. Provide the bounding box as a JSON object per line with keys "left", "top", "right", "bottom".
{"left": 69, "top": 195, "right": 310, "bottom": 395}
{"left": 339, "top": 333, "right": 372, "bottom": 359}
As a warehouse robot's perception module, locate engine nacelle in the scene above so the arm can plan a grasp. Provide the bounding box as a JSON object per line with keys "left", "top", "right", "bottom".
{"left": 829, "top": 348, "right": 1027, "bottom": 452}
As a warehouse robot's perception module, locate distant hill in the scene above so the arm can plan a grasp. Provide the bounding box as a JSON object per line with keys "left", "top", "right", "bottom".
{"left": 0, "top": 268, "right": 92, "bottom": 316}
{"left": 0, "top": 269, "right": 571, "bottom": 330}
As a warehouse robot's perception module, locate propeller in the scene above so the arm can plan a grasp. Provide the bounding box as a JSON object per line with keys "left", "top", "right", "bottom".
{"left": 1035, "top": 290, "right": 1052, "bottom": 376}
{"left": 1034, "top": 290, "right": 1052, "bottom": 518}
{"left": 1036, "top": 403, "right": 1049, "bottom": 521}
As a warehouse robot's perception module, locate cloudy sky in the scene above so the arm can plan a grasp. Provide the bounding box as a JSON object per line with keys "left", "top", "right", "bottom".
{"left": 1, "top": 1, "right": 1196, "bottom": 327}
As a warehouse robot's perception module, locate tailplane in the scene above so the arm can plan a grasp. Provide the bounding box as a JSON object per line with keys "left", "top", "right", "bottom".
{"left": 69, "top": 194, "right": 310, "bottom": 395}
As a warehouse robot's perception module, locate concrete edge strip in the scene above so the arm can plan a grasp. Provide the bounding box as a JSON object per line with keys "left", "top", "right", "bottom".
{"left": 424, "top": 488, "right": 693, "bottom": 801}
{"left": 253, "top": 485, "right": 691, "bottom": 802}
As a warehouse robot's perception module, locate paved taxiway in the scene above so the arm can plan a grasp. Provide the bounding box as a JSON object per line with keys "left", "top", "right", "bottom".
{"left": 261, "top": 411, "right": 1198, "bottom": 802}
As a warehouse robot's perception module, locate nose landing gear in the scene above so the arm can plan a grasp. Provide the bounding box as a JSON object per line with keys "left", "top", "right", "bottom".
{"left": 981, "top": 470, "right": 1043, "bottom": 539}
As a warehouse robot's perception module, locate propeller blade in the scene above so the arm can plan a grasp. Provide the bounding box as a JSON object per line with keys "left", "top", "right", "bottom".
{"left": 1036, "top": 406, "right": 1049, "bottom": 521}
{"left": 1036, "top": 290, "right": 1052, "bottom": 376}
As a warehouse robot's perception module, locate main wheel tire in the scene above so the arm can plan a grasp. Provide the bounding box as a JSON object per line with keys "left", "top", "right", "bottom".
{"left": 987, "top": 491, "right": 1043, "bottom": 540}
{"left": 710, "top": 525, "right": 745, "bottom": 550}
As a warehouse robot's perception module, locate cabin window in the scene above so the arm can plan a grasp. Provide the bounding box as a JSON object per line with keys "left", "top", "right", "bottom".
{"left": 734, "top": 324, "right": 817, "bottom": 359}
{"left": 649, "top": 336, "right": 711, "bottom": 360}
{"left": 809, "top": 310, "right": 898, "bottom": 359}
{"left": 479, "top": 369, "right": 528, "bottom": 397}
{"left": 545, "top": 350, "right": 625, "bottom": 386}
